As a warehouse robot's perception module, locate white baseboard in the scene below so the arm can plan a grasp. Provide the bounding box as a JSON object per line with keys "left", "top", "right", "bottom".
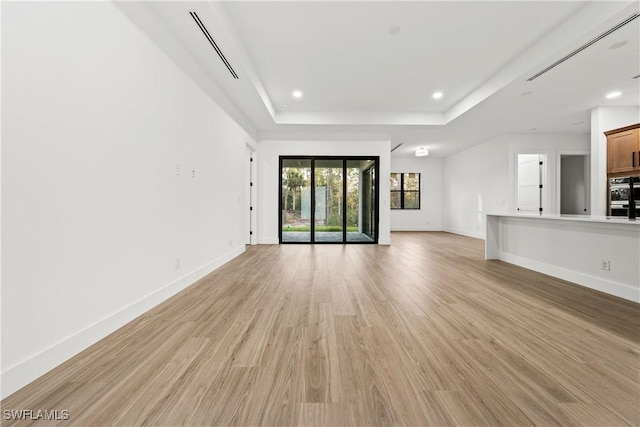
{"left": 443, "top": 227, "right": 485, "bottom": 240}
{"left": 390, "top": 226, "right": 444, "bottom": 232}
{"left": 501, "top": 252, "right": 639, "bottom": 303}
{"left": 0, "top": 246, "right": 246, "bottom": 400}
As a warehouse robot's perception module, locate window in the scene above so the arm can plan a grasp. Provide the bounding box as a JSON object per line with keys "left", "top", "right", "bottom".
{"left": 390, "top": 173, "right": 420, "bottom": 209}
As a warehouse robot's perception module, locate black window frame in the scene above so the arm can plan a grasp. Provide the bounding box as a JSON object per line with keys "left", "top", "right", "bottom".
{"left": 279, "top": 156, "right": 380, "bottom": 244}
{"left": 390, "top": 172, "right": 421, "bottom": 210}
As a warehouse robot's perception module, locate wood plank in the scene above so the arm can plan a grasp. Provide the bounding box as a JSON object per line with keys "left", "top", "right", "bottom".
{"left": 2, "top": 232, "right": 638, "bottom": 426}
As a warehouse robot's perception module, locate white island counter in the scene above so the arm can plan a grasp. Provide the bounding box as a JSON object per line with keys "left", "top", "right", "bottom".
{"left": 486, "top": 213, "right": 640, "bottom": 303}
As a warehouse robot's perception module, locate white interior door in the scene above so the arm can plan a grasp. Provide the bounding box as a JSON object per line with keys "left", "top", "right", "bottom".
{"left": 245, "top": 146, "right": 256, "bottom": 245}
{"left": 517, "top": 154, "right": 541, "bottom": 213}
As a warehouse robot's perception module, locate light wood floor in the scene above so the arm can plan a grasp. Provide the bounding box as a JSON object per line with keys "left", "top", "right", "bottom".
{"left": 3, "top": 232, "right": 639, "bottom": 426}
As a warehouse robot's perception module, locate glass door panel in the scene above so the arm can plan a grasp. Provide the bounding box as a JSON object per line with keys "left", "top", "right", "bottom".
{"left": 314, "top": 159, "right": 344, "bottom": 242}
{"left": 364, "top": 164, "right": 376, "bottom": 240}
{"left": 346, "top": 160, "right": 375, "bottom": 242}
{"left": 281, "top": 159, "right": 312, "bottom": 242}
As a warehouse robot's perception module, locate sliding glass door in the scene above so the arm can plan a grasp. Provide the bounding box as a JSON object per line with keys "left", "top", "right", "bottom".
{"left": 280, "top": 156, "right": 379, "bottom": 244}
{"left": 281, "top": 158, "right": 312, "bottom": 242}
{"left": 314, "top": 159, "right": 344, "bottom": 242}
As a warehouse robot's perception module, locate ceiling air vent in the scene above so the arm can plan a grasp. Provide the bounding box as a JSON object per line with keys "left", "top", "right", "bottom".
{"left": 189, "top": 11, "right": 239, "bottom": 79}
{"left": 527, "top": 12, "right": 639, "bottom": 82}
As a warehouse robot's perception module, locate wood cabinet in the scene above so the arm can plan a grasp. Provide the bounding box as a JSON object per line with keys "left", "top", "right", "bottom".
{"left": 606, "top": 123, "right": 640, "bottom": 175}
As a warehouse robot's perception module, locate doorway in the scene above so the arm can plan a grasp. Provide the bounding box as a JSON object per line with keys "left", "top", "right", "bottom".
{"left": 560, "top": 154, "right": 590, "bottom": 215}
{"left": 279, "top": 156, "right": 379, "bottom": 244}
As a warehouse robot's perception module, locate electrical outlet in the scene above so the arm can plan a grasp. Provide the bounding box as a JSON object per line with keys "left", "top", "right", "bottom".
{"left": 600, "top": 259, "right": 610, "bottom": 271}
{"left": 175, "top": 258, "right": 181, "bottom": 270}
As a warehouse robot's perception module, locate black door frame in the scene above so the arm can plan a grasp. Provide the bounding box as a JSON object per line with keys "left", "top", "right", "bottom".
{"left": 279, "top": 156, "right": 380, "bottom": 244}
{"left": 361, "top": 162, "right": 376, "bottom": 240}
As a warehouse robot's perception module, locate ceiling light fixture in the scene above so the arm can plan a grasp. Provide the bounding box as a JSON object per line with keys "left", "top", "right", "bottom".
{"left": 292, "top": 90, "right": 303, "bottom": 98}
{"left": 415, "top": 147, "right": 429, "bottom": 157}
{"left": 432, "top": 92, "right": 443, "bottom": 99}
{"left": 606, "top": 91, "right": 622, "bottom": 99}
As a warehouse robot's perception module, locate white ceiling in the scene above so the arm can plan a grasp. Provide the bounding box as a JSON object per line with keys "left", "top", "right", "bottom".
{"left": 224, "top": 1, "right": 585, "bottom": 113}
{"left": 118, "top": 1, "right": 640, "bottom": 157}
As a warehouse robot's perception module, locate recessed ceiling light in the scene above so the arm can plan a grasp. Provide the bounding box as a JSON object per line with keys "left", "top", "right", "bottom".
{"left": 389, "top": 25, "right": 401, "bottom": 36}
{"left": 520, "top": 91, "right": 533, "bottom": 97}
{"left": 606, "top": 91, "right": 622, "bottom": 99}
{"left": 432, "top": 91, "right": 443, "bottom": 99}
{"left": 292, "top": 90, "right": 303, "bottom": 98}
{"left": 415, "top": 147, "right": 429, "bottom": 157}
{"left": 609, "top": 40, "right": 628, "bottom": 50}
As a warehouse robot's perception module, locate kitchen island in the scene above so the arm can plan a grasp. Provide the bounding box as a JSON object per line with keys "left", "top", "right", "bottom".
{"left": 486, "top": 213, "right": 640, "bottom": 303}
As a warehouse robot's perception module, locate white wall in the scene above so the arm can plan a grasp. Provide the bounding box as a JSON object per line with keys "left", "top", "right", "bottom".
{"left": 390, "top": 157, "right": 443, "bottom": 231}
{"left": 1, "top": 2, "right": 252, "bottom": 398}
{"left": 443, "top": 133, "right": 589, "bottom": 239}
{"left": 257, "top": 140, "right": 391, "bottom": 244}
{"left": 590, "top": 107, "right": 640, "bottom": 216}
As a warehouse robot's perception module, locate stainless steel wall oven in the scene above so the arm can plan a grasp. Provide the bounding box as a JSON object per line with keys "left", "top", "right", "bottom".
{"left": 609, "top": 176, "right": 640, "bottom": 216}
